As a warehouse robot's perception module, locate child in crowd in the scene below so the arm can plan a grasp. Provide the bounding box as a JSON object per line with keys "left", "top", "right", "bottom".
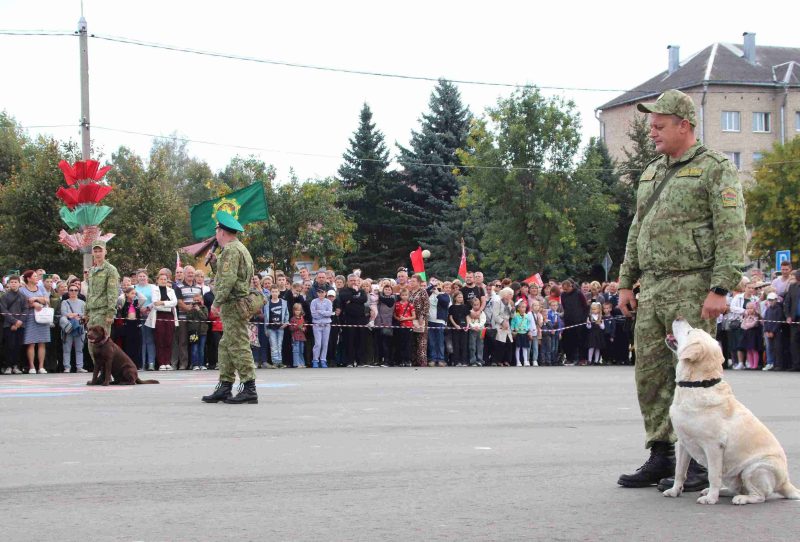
{"left": 448, "top": 291, "right": 469, "bottom": 366}
{"left": 762, "top": 292, "right": 782, "bottom": 371}
{"left": 546, "top": 299, "right": 564, "bottom": 365}
{"left": 288, "top": 303, "right": 306, "bottom": 368}
{"left": 186, "top": 293, "right": 209, "bottom": 370}
{"left": 511, "top": 300, "right": 530, "bottom": 366}
{"left": 393, "top": 288, "right": 415, "bottom": 367}
{"left": 310, "top": 286, "right": 334, "bottom": 368}
{"left": 601, "top": 301, "right": 616, "bottom": 364}
{"left": 740, "top": 301, "right": 762, "bottom": 370}
{"left": 528, "top": 300, "right": 541, "bottom": 367}
{"left": 265, "top": 287, "right": 289, "bottom": 369}
{"left": 0, "top": 275, "right": 26, "bottom": 374}
{"left": 467, "top": 297, "right": 486, "bottom": 366}
{"left": 586, "top": 302, "right": 605, "bottom": 365}
{"left": 116, "top": 286, "right": 142, "bottom": 367}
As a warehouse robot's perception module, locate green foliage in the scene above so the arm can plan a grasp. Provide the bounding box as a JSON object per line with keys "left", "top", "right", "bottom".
{"left": 460, "top": 87, "right": 582, "bottom": 279}
{"left": 618, "top": 113, "right": 657, "bottom": 190}
{"left": 0, "top": 111, "right": 27, "bottom": 183}
{"left": 745, "top": 137, "right": 800, "bottom": 264}
{"left": 396, "top": 79, "right": 473, "bottom": 262}
{"left": 338, "top": 103, "right": 403, "bottom": 277}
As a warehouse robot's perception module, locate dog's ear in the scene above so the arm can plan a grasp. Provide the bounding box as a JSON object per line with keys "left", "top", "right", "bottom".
{"left": 679, "top": 340, "right": 705, "bottom": 365}
{"left": 680, "top": 332, "right": 723, "bottom": 367}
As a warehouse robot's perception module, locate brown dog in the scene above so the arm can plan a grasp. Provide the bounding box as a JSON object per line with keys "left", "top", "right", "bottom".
{"left": 86, "top": 325, "right": 159, "bottom": 386}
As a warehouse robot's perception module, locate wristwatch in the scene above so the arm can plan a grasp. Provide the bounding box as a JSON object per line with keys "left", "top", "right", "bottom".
{"left": 710, "top": 286, "right": 729, "bottom": 296}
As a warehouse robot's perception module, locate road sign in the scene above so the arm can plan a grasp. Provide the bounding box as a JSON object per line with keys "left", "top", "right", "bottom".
{"left": 602, "top": 252, "right": 613, "bottom": 281}
{"left": 776, "top": 250, "right": 791, "bottom": 271}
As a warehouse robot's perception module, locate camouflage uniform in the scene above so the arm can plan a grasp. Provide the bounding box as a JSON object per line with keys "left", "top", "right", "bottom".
{"left": 619, "top": 110, "right": 746, "bottom": 448}
{"left": 213, "top": 238, "right": 256, "bottom": 384}
{"left": 86, "top": 259, "right": 120, "bottom": 362}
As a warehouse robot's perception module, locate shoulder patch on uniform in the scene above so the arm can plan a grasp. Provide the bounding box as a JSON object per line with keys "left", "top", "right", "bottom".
{"left": 677, "top": 167, "right": 703, "bottom": 178}
{"left": 721, "top": 187, "right": 738, "bottom": 207}
{"left": 640, "top": 167, "right": 656, "bottom": 182}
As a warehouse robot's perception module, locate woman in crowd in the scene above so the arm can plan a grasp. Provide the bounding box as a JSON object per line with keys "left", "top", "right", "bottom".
{"left": 374, "top": 283, "right": 396, "bottom": 366}
{"left": 20, "top": 270, "right": 51, "bottom": 374}
{"left": 60, "top": 282, "right": 87, "bottom": 373}
{"left": 408, "top": 274, "right": 430, "bottom": 367}
{"left": 492, "top": 287, "right": 516, "bottom": 366}
{"left": 134, "top": 270, "right": 157, "bottom": 370}
{"left": 560, "top": 279, "right": 588, "bottom": 366}
{"left": 145, "top": 272, "right": 178, "bottom": 371}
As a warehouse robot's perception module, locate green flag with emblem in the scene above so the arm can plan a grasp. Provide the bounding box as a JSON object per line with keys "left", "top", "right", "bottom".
{"left": 190, "top": 182, "right": 269, "bottom": 239}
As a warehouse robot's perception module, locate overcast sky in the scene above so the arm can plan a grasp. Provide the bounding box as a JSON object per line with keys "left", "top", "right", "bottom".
{"left": 1, "top": 0, "right": 797, "bottom": 182}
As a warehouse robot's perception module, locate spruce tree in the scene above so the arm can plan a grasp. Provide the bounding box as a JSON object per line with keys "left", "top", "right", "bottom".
{"left": 395, "top": 79, "right": 472, "bottom": 276}
{"left": 338, "top": 103, "right": 402, "bottom": 277}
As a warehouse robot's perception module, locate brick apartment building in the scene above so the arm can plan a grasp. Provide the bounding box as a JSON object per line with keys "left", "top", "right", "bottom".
{"left": 596, "top": 33, "right": 800, "bottom": 179}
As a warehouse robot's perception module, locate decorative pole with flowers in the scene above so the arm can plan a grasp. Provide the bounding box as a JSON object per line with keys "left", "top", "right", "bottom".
{"left": 55, "top": 159, "right": 115, "bottom": 270}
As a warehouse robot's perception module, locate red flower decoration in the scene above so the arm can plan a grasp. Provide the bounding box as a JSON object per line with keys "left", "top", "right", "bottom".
{"left": 58, "top": 159, "right": 112, "bottom": 186}
{"left": 56, "top": 182, "right": 113, "bottom": 209}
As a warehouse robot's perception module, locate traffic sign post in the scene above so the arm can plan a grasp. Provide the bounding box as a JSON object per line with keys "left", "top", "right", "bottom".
{"left": 776, "top": 250, "right": 791, "bottom": 272}
{"left": 602, "top": 252, "right": 613, "bottom": 282}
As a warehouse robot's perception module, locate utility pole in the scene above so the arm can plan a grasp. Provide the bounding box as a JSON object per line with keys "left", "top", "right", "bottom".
{"left": 78, "top": 15, "right": 90, "bottom": 160}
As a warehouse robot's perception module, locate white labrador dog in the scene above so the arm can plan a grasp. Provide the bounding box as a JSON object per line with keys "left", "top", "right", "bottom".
{"left": 664, "top": 319, "right": 800, "bottom": 505}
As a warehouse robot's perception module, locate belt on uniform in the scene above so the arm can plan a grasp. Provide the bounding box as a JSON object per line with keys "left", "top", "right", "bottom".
{"left": 641, "top": 268, "right": 711, "bottom": 280}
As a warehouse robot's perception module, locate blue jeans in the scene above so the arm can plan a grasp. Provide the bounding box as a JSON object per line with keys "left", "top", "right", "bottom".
{"left": 141, "top": 324, "right": 156, "bottom": 367}
{"left": 529, "top": 337, "right": 539, "bottom": 365}
{"left": 313, "top": 323, "right": 330, "bottom": 362}
{"left": 63, "top": 332, "right": 85, "bottom": 370}
{"left": 765, "top": 335, "right": 777, "bottom": 365}
{"left": 292, "top": 340, "right": 305, "bottom": 367}
{"left": 190, "top": 335, "right": 207, "bottom": 367}
{"left": 468, "top": 329, "right": 483, "bottom": 364}
{"left": 428, "top": 322, "right": 445, "bottom": 362}
{"left": 267, "top": 328, "right": 284, "bottom": 364}
{"left": 549, "top": 332, "right": 561, "bottom": 364}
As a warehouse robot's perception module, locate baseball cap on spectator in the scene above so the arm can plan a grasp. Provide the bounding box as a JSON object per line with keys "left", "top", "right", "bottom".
{"left": 767, "top": 292, "right": 778, "bottom": 300}
{"left": 636, "top": 89, "right": 697, "bottom": 126}
{"left": 326, "top": 289, "right": 336, "bottom": 297}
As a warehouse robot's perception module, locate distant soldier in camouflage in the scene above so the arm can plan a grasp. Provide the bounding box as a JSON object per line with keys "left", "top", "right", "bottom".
{"left": 202, "top": 211, "right": 262, "bottom": 405}
{"left": 86, "top": 239, "right": 120, "bottom": 363}
{"left": 616, "top": 89, "right": 746, "bottom": 492}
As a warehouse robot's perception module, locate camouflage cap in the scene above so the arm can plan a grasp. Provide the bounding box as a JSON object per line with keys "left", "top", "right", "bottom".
{"left": 92, "top": 239, "right": 106, "bottom": 249}
{"left": 636, "top": 89, "right": 697, "bottom": 126}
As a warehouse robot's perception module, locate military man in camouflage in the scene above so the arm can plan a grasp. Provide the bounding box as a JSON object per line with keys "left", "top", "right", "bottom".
{"left": 202, "top": 211, "right": 260, "bottom": 404}
{"left": 86, "top": 239, "right": 120, "bottom": 363}
{"left": 616, "top": 90, "right": 746, "bottom": 491}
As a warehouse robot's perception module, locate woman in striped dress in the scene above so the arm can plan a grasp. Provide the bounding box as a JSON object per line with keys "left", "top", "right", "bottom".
{"left": 19, "top": 270, "right": 52, "bottom": 374}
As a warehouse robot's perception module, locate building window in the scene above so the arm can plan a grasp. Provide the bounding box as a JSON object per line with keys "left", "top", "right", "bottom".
{"left": 721, "top": 111, "right": 740, "bottom": 132}
{"left": 753, "top": 152, "right": 763, "bottom": 164}
{"left": 752, "top": 112, "right": 771, "bottom": 133}
{"left": 796, "top": 111, "right": 800, "bottom": 131}
{"left": 725, "top": 152, "right": 741, "bottom": 170}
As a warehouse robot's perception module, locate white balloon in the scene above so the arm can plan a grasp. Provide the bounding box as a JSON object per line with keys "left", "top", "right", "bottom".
{"left": 422, "top": 250, "right": 431, "bottom": 259}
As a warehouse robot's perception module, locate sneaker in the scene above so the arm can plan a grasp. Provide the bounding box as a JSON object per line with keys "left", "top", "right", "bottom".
{"left": 166, "top": 366, "right": 174, "bottom": 371}
{"left": 516, "top": 361, "right": 522, "bottom": 367}
{"left": 38, "top": 368, "right": 47, "bottom": 374}
{"left": 200, "top": 366, "right": 208, "bottom": 370}
{"left": 532, "top": 361, "right": 539, "bottom": 367}
{"left": 428, "top": 362, "right": 435, "bottom": 367}
{"left": 11, "top": 367, "right": 22, "bottom": 374}
{"left": 312, "top": 361, "right": 319, "bottom": 368}
{"left": 320, "top": 361, "right": 328, "bottom": 368}
{"left": 77, "top": 368, "right": 88, "bottom": 373}
{"left": 158, "top": 365, "right": 167, "bottom": 371}
{"left": 523, "top": 361, "right": 530, "bottom": 367}
{"left": 763, "top": 364, "right": 774, "bottom": 371}
{"left": 732, "top": 362, "right": 744, "bottom": 370}
{"left": 28, "top": 368, "right": 37, "bottom": 374}
{"left": 192, "top": 366, "right": 201, "bottom": 371}
{"left": 1, "top": 368, "right": 10, "bottom": 375}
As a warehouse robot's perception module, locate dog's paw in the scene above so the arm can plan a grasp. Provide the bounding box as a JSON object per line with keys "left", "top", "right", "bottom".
{"left": 696, "top": 495, "right": 718, "bottom": 505}
{"left": 663, "top": 487, "right": 682, "bottom": 498}
{"left": 700, "top": 488, "right": 709, "bottom": 496}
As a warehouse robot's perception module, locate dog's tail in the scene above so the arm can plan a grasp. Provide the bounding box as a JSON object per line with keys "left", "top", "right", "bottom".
{"left": 136, "top": 378, "right": 160, "bottom": 384}
{"left": 777, "top": 480, "right": 800, "bottom": 500}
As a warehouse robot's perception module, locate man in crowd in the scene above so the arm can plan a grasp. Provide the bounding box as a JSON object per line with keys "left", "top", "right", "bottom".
{"left": 202, "top": 211, "right": 258, "bottom": 404}
{"left": 393, "top": 267, "right": 409, "bottom": 294}
{"left": 339, "top": 273, "right": 368, "bottom": 366}
{"left": 461, "top": 272, "right": 485, "bottom": 310}
{"left": 310, "top": 269, "right": 331, "bottom": 299}
{"left": 86, "top": 240, "right": 121, "bottom": 364}
{"left": 617, "top": 89, "right": 746, "bottom": 493}
{"left": 174, "top": 265, "right": 203, "bottom": 370}
{"left": 782, "top": 270, "right": 800, "bottom": 372}
{"left": 173, "top": 267, "right": 185, "bottom": 290}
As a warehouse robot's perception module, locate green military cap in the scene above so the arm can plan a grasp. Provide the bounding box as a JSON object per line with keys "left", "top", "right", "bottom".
{"left": 216, "top": 211, "right": 244, "bottom": 233}
{"left": 637, "top": 89, "right": 697, "bottom": 126}
{"left": 92, "top": 239, "right": 107, "bottom": 249}
{"left": 42, "top": 273, "right": 54, "bottom": 280}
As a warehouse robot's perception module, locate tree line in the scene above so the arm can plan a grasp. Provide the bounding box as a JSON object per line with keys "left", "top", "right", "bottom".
{"left": 4, "top": 79, "right": 792, "bottom": 280}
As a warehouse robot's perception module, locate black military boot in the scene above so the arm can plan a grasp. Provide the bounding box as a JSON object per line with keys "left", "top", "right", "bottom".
{"left": 617, "top": 441, "right": 675, "bottom": 488}
{"left": 201, "top": 381, "right": 233, "bottom": 403}
{"left": 657, "top": 458, "right": 709, "bottom": 492}
{"left": 224, "top": 380, "right": 258, "bottom": 404}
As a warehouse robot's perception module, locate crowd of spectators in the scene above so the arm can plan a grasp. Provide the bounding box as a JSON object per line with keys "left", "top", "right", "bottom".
{"left": 1, "top": 260, "right": 799, "bottom": 374}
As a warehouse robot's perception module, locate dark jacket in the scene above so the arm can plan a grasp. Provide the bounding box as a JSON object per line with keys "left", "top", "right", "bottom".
{"left": 561, "top": 288, "right": 589, "bottom": 325}
{"left": 764, "top": 302, "right": 784, "bottom": 334}
{"left": 0, "top": 290, "right": 27, "bottom": 328}
{"left": 783, "top": 283, "right": 800, "bottom": 321}
{"left": 339, "top": 287, "right": 368, "bottom": 324}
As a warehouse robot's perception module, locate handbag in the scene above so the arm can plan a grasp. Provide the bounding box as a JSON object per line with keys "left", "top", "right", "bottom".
{"left": 412, "top": 319, "right": 425, "bottom": 333}
{"left": 35, "top": 306, "right": 54, "bottom": 325}
{"left": 248, "top": 323, "right": 260, "bottom": 347}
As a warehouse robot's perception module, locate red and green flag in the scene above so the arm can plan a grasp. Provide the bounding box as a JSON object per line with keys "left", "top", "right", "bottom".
{"left": 189, "top": 182, "right": 269, "bottom": 239}
{"left": 410, "top": 246, "right": 427, "bottom": 281}
{"left": 457, "top": 241, "right": 467, "bottom": 281}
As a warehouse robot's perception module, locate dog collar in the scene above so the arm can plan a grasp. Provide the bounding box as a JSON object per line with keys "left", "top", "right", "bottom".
{"left": 677, "top": 378, "right": 722, "bottom": 388}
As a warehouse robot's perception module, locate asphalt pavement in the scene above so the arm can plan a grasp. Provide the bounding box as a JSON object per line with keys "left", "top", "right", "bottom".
{"left": 1, "top": 366, "right": 799, "bottom": 541}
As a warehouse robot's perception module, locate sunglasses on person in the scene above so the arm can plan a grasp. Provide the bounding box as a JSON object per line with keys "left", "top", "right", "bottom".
{"left": 68, "top": 289, "right": 79, "bottom": 292}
